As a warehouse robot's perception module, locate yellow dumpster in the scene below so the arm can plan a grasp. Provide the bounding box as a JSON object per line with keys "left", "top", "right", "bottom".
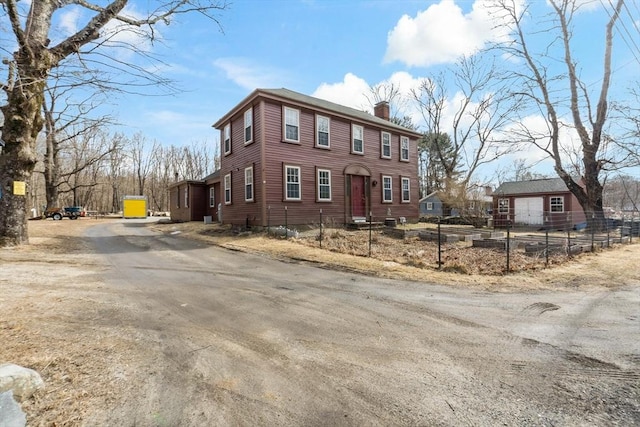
{"left": 122, "top": 196, "right": 147, "bottom": 219}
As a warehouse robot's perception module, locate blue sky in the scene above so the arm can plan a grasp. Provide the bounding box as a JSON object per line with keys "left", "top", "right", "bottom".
{"left": 23, "top": 0, "right": 640, "bottom": 180}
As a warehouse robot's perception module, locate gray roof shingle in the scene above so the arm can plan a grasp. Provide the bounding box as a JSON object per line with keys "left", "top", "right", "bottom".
{"left": 213, "top": 88, "right": 422, "bottom": 136}
{"left": 493, "top": 178, "right": 570, "bottom": 195}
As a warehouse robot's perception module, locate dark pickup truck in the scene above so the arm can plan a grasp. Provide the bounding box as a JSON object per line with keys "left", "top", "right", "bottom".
{"left": 44, "top": 206, "right": 84, "bottom": 220}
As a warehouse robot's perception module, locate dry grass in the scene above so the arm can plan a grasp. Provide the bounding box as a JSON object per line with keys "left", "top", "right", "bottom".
{"left": 153, "top": 221, "right": 640, "bottom": 291}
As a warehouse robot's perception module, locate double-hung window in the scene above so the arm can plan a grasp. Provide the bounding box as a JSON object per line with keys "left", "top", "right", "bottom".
{"left": 550, "top": 196, "right": 564, "bottom": 212}
{"left": 245, "top": 166, "right": 254, "bottom": 202}
{"left": 223, "top": 123, "right": 231, "bottom": 155}
{"left": 317, "top": 169, "right": 331, "bottom": 201}
{"left": 284, "top": 107, "right": 300, "bottom": 142}
{"left": 498, "top": 198, "right": 509, "bottom": 214}
{"left": 285, "top": 165, "right": 301, "bottom": 200}
{"left": 316, "top": 115, "right": 330, "bottom": 148}
{"left": 400, "top": 136, "right": 409, "bottom": 161}
{"left": 401, "top": 177, "right": 410, "bottom": 202}
{"left": 224, "top": 173, "right": 232, "bottom": 205}
{"left": 382, "top": 175, "right": 392, "bottom": 203}
{"left": 381, "top": 132, "right": 391, "bottom": 159}
{"left": 352, "top": 124, "right": 364, "bottom": 154}
{"left": 244, "top": 108, "right": 253, "bottom": 144}
{"left": 209, "top": 187, "right": 215, "bottom": 207}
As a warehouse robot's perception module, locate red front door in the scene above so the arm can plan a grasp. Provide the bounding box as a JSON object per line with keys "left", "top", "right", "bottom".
{"left": 351, "top": 175, "right": 366, "bottom": 218}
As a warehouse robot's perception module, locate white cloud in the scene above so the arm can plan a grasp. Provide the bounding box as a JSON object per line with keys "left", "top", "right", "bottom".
{"left": 58, "top": 7, "right": 81, "bottom": 36}
{"left": 312, "top": 73, "right": 372, "bottom": 112}
{"left": 213, "top": 58, "right": 290, "bottom": 90}
{"left": 384, "top": 0, "right": 521, "bottom": 67}
{"left": 313, "top": 71, "right": 427, "bottom": 120}
{"left": 99, "top": 5, "right": 159, "bottom": 57}
{"left": 498, "top": 113, "right": 590, "bottom": 173}
{"left": 137, "top": 109, "right": 216, "bottom": 144}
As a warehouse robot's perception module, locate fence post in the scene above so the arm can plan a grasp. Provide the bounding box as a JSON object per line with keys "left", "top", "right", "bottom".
{"left": 319, "top": 209, "right": 323, "bottom": 248}
{"left": 567, "top": 227, "right": 572, "bottom": 258}
{"left": 545, "top": 229, "right": 549, "bottom": 268}
{"left": 630, "top": 217, "right": 634, "bottom": 244}
{"left": 437, "top": 217, "right": 442, "bottom": 270}
{"left": 368, "top": 211, "right": 373, "bottom": 257}
{"left": 506, "top": 221, "right": 511, "bottom": 273}
{"left": 284, "top": 206, "right": 288, "bottom": 239}
{"left": 620, "top": 221, "right": 624, "bottom": 244}
{"left": 591, "top": 213, "right": 595, "bottom": 252}
{"left": 267, "top": 205, "right": 271, "bottom": 235}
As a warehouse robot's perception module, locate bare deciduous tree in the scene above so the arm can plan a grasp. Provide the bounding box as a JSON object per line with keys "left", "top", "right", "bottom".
{"left": 0, "top": 0, "right": 227, "bottom": 246}
{"left": 412, "top": 55, "right": 520, "bottom": 211}
{"left": 494, "top": 0, "right": 626, "bottom": 231}
{"left": 42, "top": 72, "right": 114, "bottom": 209}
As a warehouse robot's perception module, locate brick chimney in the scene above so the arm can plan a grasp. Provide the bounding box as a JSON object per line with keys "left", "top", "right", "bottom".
{"left": 374, "top": 101, "right": 390, "bottom": 121}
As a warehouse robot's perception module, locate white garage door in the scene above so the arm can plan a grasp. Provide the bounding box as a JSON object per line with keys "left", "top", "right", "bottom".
{"left": 514, "top": 197, "right": 544, "bottom": 225}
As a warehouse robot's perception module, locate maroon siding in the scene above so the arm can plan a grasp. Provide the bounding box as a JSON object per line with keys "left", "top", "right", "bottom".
{"left": 219, "top": 102, "right": 263, "bottom": 226}
{"left": 189, "top": 185, "right": 207, "bottom": 221}
{"left": 216, "top": 92, "right": 419, "bottom": 227}
{"left": 204, "top": 182, "right": 222, "bottom": 221}
{"left": 493, "top": 191, "right": 586, "bottom": 229}
{"left": 168, "top": 181, "right": 209, "bottom": 222}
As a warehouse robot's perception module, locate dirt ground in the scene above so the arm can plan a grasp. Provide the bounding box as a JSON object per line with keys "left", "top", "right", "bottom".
{"left": 1, "top": 218, "right": 639, "bottom": 426}
{"left": 154, "top": 220, "right": 640, "bottom": 291}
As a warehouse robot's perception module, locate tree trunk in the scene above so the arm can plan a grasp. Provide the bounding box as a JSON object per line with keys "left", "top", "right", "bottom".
{"left": 43, "top": 108, "right": 60, "bottom": 209}
{"left": 0, "top": 51, "right": 49, "bottom": 245}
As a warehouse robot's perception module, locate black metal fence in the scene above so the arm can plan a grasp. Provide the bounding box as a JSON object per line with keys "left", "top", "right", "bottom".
{"left": 264, "top": 207, "right": 639, "bottom": 275}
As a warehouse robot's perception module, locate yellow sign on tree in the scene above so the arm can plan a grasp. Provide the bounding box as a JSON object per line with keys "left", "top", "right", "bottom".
{"left": 13, "top": 181, "right": 26, "bottom": 196}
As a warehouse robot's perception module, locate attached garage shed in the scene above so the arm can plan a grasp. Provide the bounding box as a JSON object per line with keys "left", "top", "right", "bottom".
{"left": 493, "top": 178, "right": 586, "bottom": 229}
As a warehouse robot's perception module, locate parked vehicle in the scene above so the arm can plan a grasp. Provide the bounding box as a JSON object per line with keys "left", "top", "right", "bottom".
{"left": 44, "top": 206, "right": 84, "bottom": 220}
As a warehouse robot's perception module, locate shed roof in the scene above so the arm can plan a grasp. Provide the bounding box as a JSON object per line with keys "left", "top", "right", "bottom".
{"left": 203, "top": 170, "right": 220, "bottom": 183}
{"left": 419, "top": 191, "right": 441, "bottom": 203}
{"left": 213, "top": 88, "right": 422, "bottom": 137}
{"left": 494, "top": 178, "right": 569, "bottom": 195}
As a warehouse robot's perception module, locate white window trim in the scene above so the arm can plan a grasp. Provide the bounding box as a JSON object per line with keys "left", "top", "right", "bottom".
{"left": 382, "top": 175, "right": 392, "bottom": 203}
{"left": 317, "top": 168, "right": 332, "bottom": 202}
{"left": 401, "top": 177, "right": 410, "bottom": 203}
{"left": 426, "top": 202, "right": 434, "bottom": 210}
{"left": 244, "top": 108, "right": 253, "bottom": 144}
{"left": 550, "top": 196, "right": 564, "bottom": 212}
{"left": 284, "top": 165, "right": 301, "bottom": 201}
{"left": 316, "top": 115, "right": 330, "bottom": 148}
{"left": 400, "top": 136, "right": 409, "bottom": 161}
{"left": 381, "top": 131, "right": 391, "bottom": 159}
{"left": 224, "top": 173, "right": 232, "bottom": 205}
{"left": 223, "top": 123, "right": 231, "bottom": 155}
{"left": 245, "top": 166, "right": 254, "bottom": 202}
{"left": 283, "top": 106, "right": 300, "bottom": 143}
{"left": 498, "top": 198, "right": 509, "bottom": 214}
{"left": 209, "top": 187, "right": 215, "bottom": 208}
{"left": 352, "top": 124, "right": 364, "bottom": 154}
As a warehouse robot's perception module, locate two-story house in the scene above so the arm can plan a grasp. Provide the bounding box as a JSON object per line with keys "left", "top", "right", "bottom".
{"left": 207, "top": 88, "right": 421, "bottom": 228}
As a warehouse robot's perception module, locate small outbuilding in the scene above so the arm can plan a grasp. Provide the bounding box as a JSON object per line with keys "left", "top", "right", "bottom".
{"left": 492, "top": 178, "right": 586, "bottom": 229}
{"left": 168, "top": 171, "right": 221, "bottom": 222}
{"left": 419, "top": 192, "right": 445, "bottom": 217}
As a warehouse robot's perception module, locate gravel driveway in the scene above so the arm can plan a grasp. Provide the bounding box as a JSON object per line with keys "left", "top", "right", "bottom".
{"left": 2, "top": 218, "right": 639, "bottom": 426}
